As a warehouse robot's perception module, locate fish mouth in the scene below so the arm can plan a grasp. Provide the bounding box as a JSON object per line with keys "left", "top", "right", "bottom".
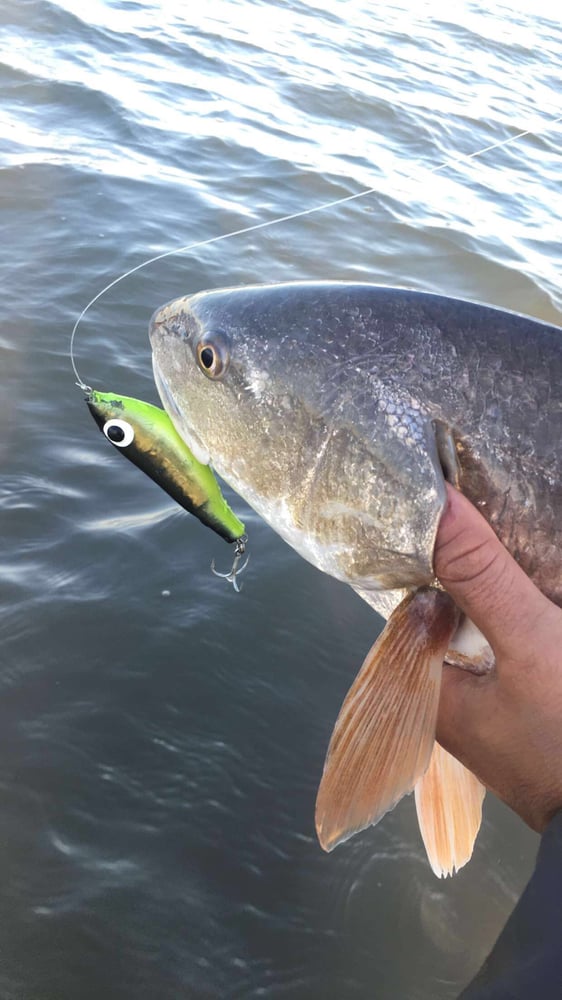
{"left": 151, "top": 355, "right": 210, "bottom": 466}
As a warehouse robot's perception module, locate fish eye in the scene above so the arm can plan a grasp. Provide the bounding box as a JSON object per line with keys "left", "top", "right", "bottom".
{"left": 103, "top": 418, "right": 135, "bottom": 448}
{"left": 196, "top": 331, "right": 230, "bottom": 380}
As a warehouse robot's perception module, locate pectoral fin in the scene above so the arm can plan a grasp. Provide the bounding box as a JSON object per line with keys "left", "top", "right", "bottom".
{"left": 316, "top": 587, "right": 459, "bottom": 852}
{"left": 415, "top": 742, "right": 485, "bottom": 877}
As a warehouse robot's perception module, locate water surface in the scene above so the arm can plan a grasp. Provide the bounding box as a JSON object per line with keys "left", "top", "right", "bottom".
{"left": 1, "top": 1, "right": 561, "bottom": 997}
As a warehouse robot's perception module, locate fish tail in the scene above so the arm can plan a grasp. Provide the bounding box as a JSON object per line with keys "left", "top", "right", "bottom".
{"left": 415, "top": 742, "right": 486, "bottom": 877}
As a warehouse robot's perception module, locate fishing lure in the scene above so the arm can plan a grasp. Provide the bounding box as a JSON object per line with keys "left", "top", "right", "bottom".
{"left": 86, "top": 390, "right": 248, "bottom": 589}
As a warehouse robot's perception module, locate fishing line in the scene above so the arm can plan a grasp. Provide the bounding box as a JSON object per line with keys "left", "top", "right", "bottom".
{"left": 70, "top": 113, "right": 562, "bottom": 392}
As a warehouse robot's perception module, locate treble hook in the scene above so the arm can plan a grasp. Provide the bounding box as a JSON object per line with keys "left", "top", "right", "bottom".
{"left": 211, "top": 536, "right": 249, "bottom": 593}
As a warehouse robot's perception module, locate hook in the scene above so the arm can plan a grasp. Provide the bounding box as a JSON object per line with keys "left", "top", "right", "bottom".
{"left": 211, "top": 536, "right": 249, "bottom": 593}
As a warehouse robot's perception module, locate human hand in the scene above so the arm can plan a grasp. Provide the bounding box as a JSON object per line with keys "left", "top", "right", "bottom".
{"left": 434, "top": 485, "right": 562, "bottom": 833}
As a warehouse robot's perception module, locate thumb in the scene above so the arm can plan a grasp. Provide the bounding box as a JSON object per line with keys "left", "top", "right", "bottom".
{"left": 434, "top": 485, "right": 547, "bottom": 662}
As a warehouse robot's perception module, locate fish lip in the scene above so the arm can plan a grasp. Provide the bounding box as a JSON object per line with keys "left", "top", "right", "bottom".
{"left": 151, "top": 355, "right": 211, "bottom": 466}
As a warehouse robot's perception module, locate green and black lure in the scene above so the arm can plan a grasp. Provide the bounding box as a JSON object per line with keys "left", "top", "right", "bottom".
{"left": 86, "top": 390, "right": 248, "bottom": 589}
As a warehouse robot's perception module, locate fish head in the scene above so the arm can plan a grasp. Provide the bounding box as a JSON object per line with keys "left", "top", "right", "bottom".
{"left": 149, "top": 282, "right": 447, "bottom": 590}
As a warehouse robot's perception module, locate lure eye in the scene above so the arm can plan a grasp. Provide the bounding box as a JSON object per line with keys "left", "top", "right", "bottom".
{"left": 102, "top": 418, "right": 135, "bottom": 448}
{"left": 196, "top": 331, "right": 230, "bottom": 380}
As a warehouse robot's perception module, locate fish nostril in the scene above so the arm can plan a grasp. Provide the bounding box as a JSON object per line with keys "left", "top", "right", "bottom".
{"left": 148, "top": 308, "right": 166, "bottom": 344}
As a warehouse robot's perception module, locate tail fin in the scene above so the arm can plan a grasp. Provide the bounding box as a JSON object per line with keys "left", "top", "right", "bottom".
{"left": 415, "top": 742, "right": 485, "bottom": 877}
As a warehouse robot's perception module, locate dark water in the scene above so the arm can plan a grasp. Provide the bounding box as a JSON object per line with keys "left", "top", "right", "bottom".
{"left": 1, "top": 1, "right": 561, "bottom": 997}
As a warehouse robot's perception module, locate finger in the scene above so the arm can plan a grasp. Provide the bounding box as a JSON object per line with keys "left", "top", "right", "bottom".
{"left": 434, "top": 485, "right": 549, "bottom": 661}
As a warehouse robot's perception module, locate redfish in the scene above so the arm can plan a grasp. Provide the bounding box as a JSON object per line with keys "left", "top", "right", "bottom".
{"left": 149, "top": 282, "right": 562, "bottom": 876}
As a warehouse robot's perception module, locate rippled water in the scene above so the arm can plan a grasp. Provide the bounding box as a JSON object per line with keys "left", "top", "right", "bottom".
{"left": 1, "top": 1, "right": 561, "bottom": 997}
